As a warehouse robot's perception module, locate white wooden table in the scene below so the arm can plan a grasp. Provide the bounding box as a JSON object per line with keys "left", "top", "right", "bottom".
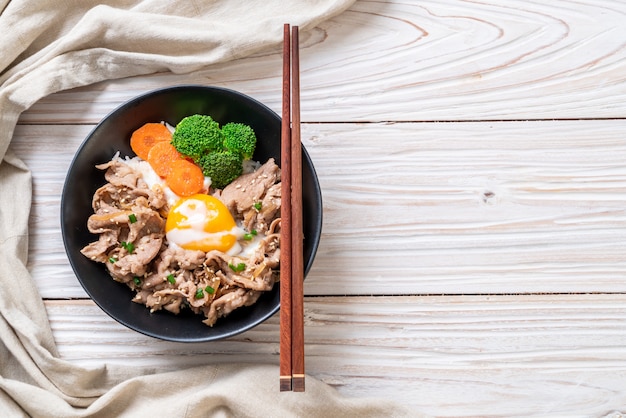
{"left": 11, "top": 1, "right": 626, "bottom": 415}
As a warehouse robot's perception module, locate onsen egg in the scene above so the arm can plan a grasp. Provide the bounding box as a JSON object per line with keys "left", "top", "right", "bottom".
{"left": 165, "top": 194, "right": 240, "bottom": 253}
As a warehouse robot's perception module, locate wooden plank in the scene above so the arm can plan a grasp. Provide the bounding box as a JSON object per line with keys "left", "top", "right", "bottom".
{"left": 10, "top": 124, "right": 88, "bottom": 298}
{"left": 304, "top": 120, "right": 626, "bottom": 295}
{"left": 10, "top": 120, "right": 626, "bottom": 298}
{"left": 45, "top": 294, "right": 626, "bottom": 416}
{"left": 17, "top": 0, "right": 626, "bottom": 124}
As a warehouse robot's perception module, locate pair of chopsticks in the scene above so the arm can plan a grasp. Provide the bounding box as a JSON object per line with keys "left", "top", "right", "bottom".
{"left": 280, "top": 23, "right": 305, "bottom": 392}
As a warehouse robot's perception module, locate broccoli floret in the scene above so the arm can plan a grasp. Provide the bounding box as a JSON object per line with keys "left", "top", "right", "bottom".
{"left": 171, "top": 114, "right": 223, "bottom": 160}
{"left": 221, "top": 122, "right": 257, "bottom": 160}
{"left": 198, "top": 151, "right": 243, "bottom": 189}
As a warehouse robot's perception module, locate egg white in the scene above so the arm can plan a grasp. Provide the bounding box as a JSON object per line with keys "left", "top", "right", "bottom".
{"left": 165, "top": 196, "right": 246, "bottom": 255}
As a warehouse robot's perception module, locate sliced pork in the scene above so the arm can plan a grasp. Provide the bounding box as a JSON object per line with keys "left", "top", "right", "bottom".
{"left": 81, "top": 156, "right": 282, "bottom": 327}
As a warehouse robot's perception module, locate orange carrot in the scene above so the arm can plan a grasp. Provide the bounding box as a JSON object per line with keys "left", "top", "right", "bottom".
{"left": 130, "top": 123, "right": 172, "bottom": 161}
{"left": 166, "top": 159, "right": 205, "bottom": 197}
{"left": 147, "top": 141, "right": 182, "bottom": 177}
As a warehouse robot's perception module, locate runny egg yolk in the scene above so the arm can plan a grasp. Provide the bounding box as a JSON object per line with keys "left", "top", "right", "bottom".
{"left": 165, "top": 194, "right": 237, "bottom": 253}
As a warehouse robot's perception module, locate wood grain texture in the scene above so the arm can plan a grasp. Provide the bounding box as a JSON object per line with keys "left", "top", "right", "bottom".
{"left": 305, "top": 120, "right": 626, "bottom": 295}
{"left": 11, "top": 120, "right": 626, "bottom": 297}
{"left": 17, "top": 0, "right": 626, "bottom": 124}
{"left": 45, "top": 295, "right": 626, "bottom": 416}
{"left": 10, "top": 1, "right": 626, "bottom": 415}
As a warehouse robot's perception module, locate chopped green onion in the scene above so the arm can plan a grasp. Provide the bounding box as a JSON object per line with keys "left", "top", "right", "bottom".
{"left": 228, "top": 262, "right": 246, "bottom": 272}
{"left": 253, "top": 202, "right": 262, "bottom": 211}
{"left": 205, "top": 285, "right": 215, "bottom": 294}
{"left": 194, "top": 288, "right": 204, "bottom": 299}
{"left": 108, "top": 256, "right": 117, "bottom": 264}
{"left": 167, "top": 274, "right": 176, "bottom": 284}
{"left": 121, "top": 241, "right": 135, "bottom": 254}
{"left": 128, "top": 213, "right": 137, "bottom": 224}
{"left": 133, "top": 277, "right": 141, "bottom": 286}
{"left": 243, "top": 229, "right": 258, "bottom": 241}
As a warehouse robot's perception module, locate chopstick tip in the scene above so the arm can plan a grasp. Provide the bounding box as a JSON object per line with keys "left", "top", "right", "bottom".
{"left": 280, "top": 376, "right": 293, "bottom": 392}
{"left": 292, "top": 375, "right": 305, "bottom": 392}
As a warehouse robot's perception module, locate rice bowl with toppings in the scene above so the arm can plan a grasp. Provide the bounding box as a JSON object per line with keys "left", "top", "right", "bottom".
{"left": 61, "top": 85, "right": 322, "bottom": 342}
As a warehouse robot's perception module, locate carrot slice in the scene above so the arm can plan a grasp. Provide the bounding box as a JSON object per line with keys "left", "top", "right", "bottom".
{"left": 147, "top": 141, "right": 182, "bottom": 177}
{"left": 130, "top": 123, "right": 172, "bottom": 160}
{"left": 166, "top": 159, "right": 205, "bottom": 197}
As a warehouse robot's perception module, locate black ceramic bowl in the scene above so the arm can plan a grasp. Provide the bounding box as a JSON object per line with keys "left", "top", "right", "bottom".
{"left": 61, "top": 85, "right": 322, "bottom": 342}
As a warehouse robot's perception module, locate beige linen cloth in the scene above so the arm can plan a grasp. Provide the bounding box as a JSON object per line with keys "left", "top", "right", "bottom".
{"left": 0, "top": 1, "right": 416, "bottom": 417}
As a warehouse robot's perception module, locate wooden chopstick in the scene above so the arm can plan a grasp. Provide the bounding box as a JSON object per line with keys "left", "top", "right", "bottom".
{"left": 279, "top": 23, "right": 293, "bottom": 392}
{"left": 279, "top": 23, "right": 305, "bottom": 392}
{"left": 290, "top": 25, "right": 305, "bottom": 393}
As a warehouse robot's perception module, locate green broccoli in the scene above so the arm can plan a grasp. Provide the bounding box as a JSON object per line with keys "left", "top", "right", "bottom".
{"left": 198, "top": 151, "right": 243, "bottom": 189}
{"left": 221, "top": 122, "right": 257, "bottom": 160}
{"left": 171, "top": 114, "right": 223, "bottom": 160}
